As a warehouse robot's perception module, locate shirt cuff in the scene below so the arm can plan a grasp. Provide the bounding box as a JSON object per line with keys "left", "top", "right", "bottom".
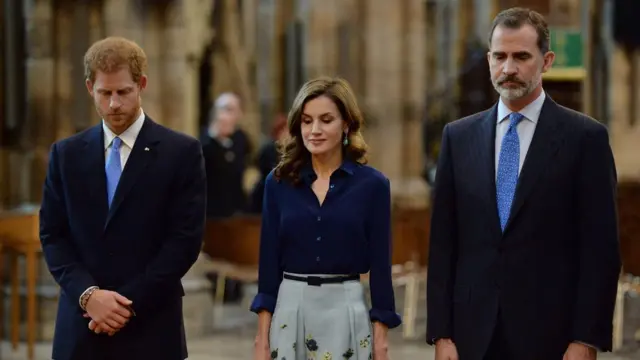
{"left": 369, "top": 308, "right": 402, "bottom": 329}
{"left": 575, "top": 341, "right": 600, "bottom": 352}
{"left": 250, "top": 293, "right": 277, "bottom": 314}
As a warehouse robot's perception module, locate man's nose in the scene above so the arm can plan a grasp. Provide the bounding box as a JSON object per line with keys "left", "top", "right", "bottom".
{"left": 109, "top": 96, "right": 122, "bottom": 110}
{"left": 502, "top": 59, "right": 517, "bottom": 75}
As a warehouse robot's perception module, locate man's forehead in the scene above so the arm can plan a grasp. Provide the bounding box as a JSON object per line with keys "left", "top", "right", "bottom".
{"left": 94, "top": 82, "right": 135, "bottom": 91}
{"left": 491, "top": 24, "right": 539, "bottom": 48}
{"left": 93, "top": 71, "right": 136, "bottom": 87}
{"left": 489, "top": 47, "right": 534, "bottom": 55}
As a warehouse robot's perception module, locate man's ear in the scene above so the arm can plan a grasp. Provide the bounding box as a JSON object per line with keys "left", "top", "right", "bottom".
{"left": 541, "top": 51, "right": 555, "bottom": 73}
{"left": 138, "top": 75, "right": 148, "bottom": 92}
{"left": 85, "top": 79, "right": 94, "bottom": 96}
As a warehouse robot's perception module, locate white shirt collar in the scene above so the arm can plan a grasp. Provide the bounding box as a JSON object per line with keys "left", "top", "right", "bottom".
{"left": 497, "top": 91, "right": 546, "bottom": 124}
{"left": 102, "top": 109, "right": 146, "bottom": 149}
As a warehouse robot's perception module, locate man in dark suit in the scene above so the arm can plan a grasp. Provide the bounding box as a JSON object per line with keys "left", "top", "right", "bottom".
{"left": 39, "top": 36, "right": 206, "bottom": 360}
{"left": 426, "top": 8, "right": 621, "bottom": 360}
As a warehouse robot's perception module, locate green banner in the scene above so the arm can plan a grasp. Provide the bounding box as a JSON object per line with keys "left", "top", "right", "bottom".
{"left": 549, "top": 28, "right": 583, "bottom": 68}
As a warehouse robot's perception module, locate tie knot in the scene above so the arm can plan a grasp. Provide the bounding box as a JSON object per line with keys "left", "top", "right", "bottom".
{"left": 112, "top": 137, "right": 122, "bottom": 150}
{"left": 509, "top": 112, "right": 524, "bottom": 127}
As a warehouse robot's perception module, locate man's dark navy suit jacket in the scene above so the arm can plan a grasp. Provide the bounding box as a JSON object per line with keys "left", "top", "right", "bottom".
{"left": 426, "top": 97, "right": 621, "bottom": 360}
{"left": 39, "top": 116, "right": 206, "bottom": 360}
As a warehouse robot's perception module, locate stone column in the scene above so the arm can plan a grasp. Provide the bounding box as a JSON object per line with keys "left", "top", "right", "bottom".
{"left": 0, "top": 4, "right": 3, "bottom": 140}
{"left": 0, "top": 0, "right": 9, "bottom": 208}
{"left": 140, "top": 6, "right": 164, "bottom": 125}
{"left": 160, "top": 1, "right": 188, "bottom": 132}
{"left": 270, "top": 0, "right": 292, "bottom": 117}
{"left": 86, "top": 2, "right": 105, "bottom": 127}
{"left": 239, "top": 0, "right": 261, "bottom": 143}
{"left": 220, "top": 0, "right": 260, "bottom": 143}
{"left": 255, "top": 0, "right": 278, "bottom": 135}
{"left": 53, "top": 2, "right": 74, "bottom": 141}
{"left": 334, "top": 0, "right": 365, "bottom": 94}
{"left": 24, "top": 0, "right": 56, "bottom": 205}
{"left": 362, "top": 0, "right": 404, "bottom": 183}
{"left": 160, "top": 0, "right": 216, "bottom": 137}
{"left": 182, "top": 0, "right": 215, "bottom": 138}
{"left": 610, "top": 48, "right": 640, "bottom": 181}
{"left": 303, "top": 0, "right": 340, "bottom": 78}
{"left": 102, "top": 0, "right": 144, "bottom": 42}
{"left": 102, "top": 0, "right": 155, "bottom": 122}
{"left": 398, "top": 0, "right": 429, "bottom": 208}
{"left": 68, "top": 2, "right": 97, "bottom": 133}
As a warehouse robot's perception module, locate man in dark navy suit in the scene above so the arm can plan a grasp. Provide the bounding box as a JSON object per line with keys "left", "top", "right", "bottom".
{"left": 426, "top": 8, "right": 621, "bottom": 360}
{"left": 39, "top": 36, "right": 206, "bottom": 360}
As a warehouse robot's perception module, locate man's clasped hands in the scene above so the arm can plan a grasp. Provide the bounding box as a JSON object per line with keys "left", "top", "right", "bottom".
{"left": 83, "top": 289, "right": 135, "bottom": 336}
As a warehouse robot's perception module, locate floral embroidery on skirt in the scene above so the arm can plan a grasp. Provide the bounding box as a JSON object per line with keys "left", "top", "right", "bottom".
{"left": 269, "top": 276, "right": 373, "bottom": 360}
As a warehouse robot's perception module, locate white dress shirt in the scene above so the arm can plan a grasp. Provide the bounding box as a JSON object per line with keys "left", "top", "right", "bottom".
{"left": 494, "top": 91, "right": 546, "bottom": 178}
{"left": 102, "top": 109, "right": 146, "bottom": 168}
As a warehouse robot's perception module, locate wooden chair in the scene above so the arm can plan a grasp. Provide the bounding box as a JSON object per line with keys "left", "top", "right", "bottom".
{"left": 389, "top": 207, "right": 430, "bottom": 339}
{"left": 0, "top": 207, "right": 41, "bottom": 360}
{"left": 205, "top": 260, "right": 259, "bottom": 317}
{"left": 613, "top": 273, "right": 640, "bottom": 351}
{"left": 201, "top": 216, "right": 262, "bottom": 322}
{"left": 360, "top": 261, "right": 427, "bottom": 339}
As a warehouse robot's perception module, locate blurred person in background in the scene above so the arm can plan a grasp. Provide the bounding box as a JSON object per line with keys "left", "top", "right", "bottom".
{"left": 201, "top": 92, "right": 253, "bottom": 304}
{"left": 427, "top": 7, "right": 620, "bottom": 360}
{"left": 249, "top": 113, "right": 288, "bottom": 213}
{"left": 251, "top": 77, "right": 401, "bottom": 360}
{"left": 201, "top": 92, "right": 252, "bottom": 218}
{"left": 39, "top": 36, "right": 206, "bottom": 360}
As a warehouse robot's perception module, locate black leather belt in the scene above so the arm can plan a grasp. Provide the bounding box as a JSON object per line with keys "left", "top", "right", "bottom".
{"left": 283, "top": 274, "right": 360, "bottom": 286}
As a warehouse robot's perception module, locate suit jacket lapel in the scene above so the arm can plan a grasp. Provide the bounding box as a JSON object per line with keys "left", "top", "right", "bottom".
{"left": 473, "top": 105, "right": 503, "bottom": 236}
{"left": 505, "top": 96, "right": 564, "bottom": 231}
{"left": 105, "top": 117, "right": 159, "bottom": 229}
{"left": 81, "top": 125, "right": 109, "bottom": 224}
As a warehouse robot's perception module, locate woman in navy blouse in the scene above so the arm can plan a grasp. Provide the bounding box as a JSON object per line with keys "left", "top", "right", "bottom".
{"left": 251, "top": 76, "right": 401, "bottom": 360}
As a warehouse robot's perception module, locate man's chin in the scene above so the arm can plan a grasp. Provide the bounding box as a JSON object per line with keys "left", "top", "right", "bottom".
{"left": 498, "top": 88, "right": 528, "bottom": 101}
{"left": 105, "top": 117, "right": 134, "bottom": 135}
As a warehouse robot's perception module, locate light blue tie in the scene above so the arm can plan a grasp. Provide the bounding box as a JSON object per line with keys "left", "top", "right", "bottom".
{"left": 496, "top": 112, "right": 524, "bottom": 231}
{"left": 106, "top": 137, "right": 123, "bottom": 207}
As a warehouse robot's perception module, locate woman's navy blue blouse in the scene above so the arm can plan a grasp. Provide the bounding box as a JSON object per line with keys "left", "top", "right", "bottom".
{"left": 249, "top": 160, "right": 402, "bottom": 329}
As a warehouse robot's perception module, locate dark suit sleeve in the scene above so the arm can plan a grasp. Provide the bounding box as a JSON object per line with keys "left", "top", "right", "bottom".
{"left": 117, "top": 139, "right": 207, "bottom": 317}
{"left": 426, "top": 124, "right": 458, "bottom": 344}
{"left": 39, "top": 143, "right": 97, "bottom": 307}
{"left": 571, "top": 124, "right": 621, "bottom": 351}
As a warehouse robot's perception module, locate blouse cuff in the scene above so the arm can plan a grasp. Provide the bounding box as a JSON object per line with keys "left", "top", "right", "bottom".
{"left": 250, "top": 293, "right": 277, "bottom": 314}
{"left": 369, "top": 308, "right": 402, "bottom": 329}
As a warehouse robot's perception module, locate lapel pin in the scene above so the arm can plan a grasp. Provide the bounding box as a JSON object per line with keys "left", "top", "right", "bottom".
{"left": 144, "top": 147, "right": 150, "bottom": 151}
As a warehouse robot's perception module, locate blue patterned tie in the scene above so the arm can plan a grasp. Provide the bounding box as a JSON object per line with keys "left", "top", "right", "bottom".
{"left": 496, "top": 112, "right": 524, "bottom": 231}
{"left": 106, "top": 137, "right": 123, "bottom": 207}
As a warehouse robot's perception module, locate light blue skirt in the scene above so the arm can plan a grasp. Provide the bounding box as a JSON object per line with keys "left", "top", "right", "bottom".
{"left": 269, "top": 273, "right": 373, "bottom": 360}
